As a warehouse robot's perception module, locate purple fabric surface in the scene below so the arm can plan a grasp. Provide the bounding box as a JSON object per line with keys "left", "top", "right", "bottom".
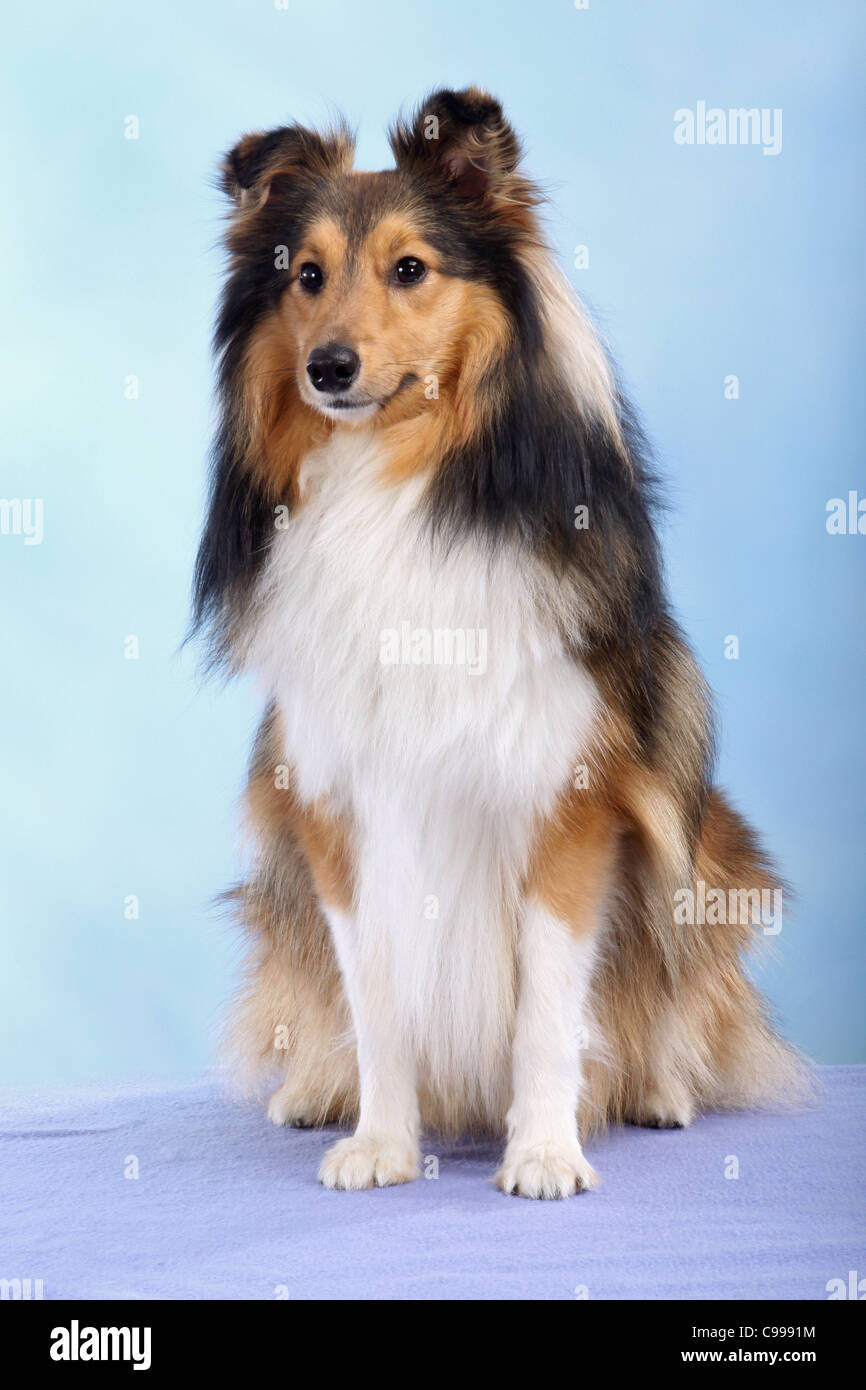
{"left": 2, "top": 1067, "right": 863, "bottom": 1301}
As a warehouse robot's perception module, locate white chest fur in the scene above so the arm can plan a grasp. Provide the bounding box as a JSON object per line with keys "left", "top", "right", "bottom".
{"left": 245, "top": 431, "right": 599, "bottom": 1104}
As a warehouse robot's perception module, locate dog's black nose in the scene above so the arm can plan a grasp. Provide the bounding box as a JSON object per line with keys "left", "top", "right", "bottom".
{"left": 306, "top": 344, "right": 360, "bottom": 394}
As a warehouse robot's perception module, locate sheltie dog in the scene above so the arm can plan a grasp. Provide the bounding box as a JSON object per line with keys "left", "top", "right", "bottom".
{"left": 194, "top": 88, "right": 803, "bottom": 1198}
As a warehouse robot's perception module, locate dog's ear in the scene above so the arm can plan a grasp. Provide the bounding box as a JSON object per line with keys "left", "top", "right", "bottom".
{"left": 390, "top": 87, "right": 533, "bottom": 209}
{"left": 221, "top": 122, "right": 355, "bottom": 210}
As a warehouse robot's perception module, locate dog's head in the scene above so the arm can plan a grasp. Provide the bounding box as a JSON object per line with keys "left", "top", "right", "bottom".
{"left": 197, "top": 89, "right": 657, "bottom": 669}
{"left": 218, "top": 89, "right": 541, "bottom": 450}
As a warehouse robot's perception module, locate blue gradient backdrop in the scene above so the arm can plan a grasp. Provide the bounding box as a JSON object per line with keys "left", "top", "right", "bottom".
{"left": 1, "top": 0, "right": 863, "bottom": 1082}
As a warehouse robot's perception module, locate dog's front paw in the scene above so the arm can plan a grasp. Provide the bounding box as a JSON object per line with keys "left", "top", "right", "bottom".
{"left": 318, "top": 1135, "right": 419, "bottom": 1190}
{"left": 496, "top": 1140, "right": 599, "bottom": 1199}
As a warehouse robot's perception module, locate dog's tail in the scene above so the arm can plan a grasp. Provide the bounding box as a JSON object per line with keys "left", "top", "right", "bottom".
{"left": 583, "top": 788, "right": 812, "bottom": 1133}
{"left": 687, "top": 789, "right": 812, "bottom": 1107}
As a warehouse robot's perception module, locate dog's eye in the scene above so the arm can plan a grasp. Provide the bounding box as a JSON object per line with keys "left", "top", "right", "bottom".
{"left": 393, "top": 256, "right": 427, "bottom": 285}
{"left": 298, "top": 262, "right": 324, "bottom": 292}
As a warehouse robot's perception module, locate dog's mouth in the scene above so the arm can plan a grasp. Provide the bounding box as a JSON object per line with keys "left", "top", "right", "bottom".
{"left": 306, "top": 373, "right": 418, "bottom": 424}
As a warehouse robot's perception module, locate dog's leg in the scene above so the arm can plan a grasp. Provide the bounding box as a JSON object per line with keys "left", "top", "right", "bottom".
{"left": 317, "top": 908, "right": 420, "bottom": 1190}
{"left": 496, "top": 904, "right": 600, "bottom": 1197}
{"left": 497, "top": 800, "right": 616, "bottom": 1199}
{"left": 628, "top": 1001, "right": 697, "bottom": 1128}
{"left": 267, "top": 1081, "right": 316, "bottom": 1128}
